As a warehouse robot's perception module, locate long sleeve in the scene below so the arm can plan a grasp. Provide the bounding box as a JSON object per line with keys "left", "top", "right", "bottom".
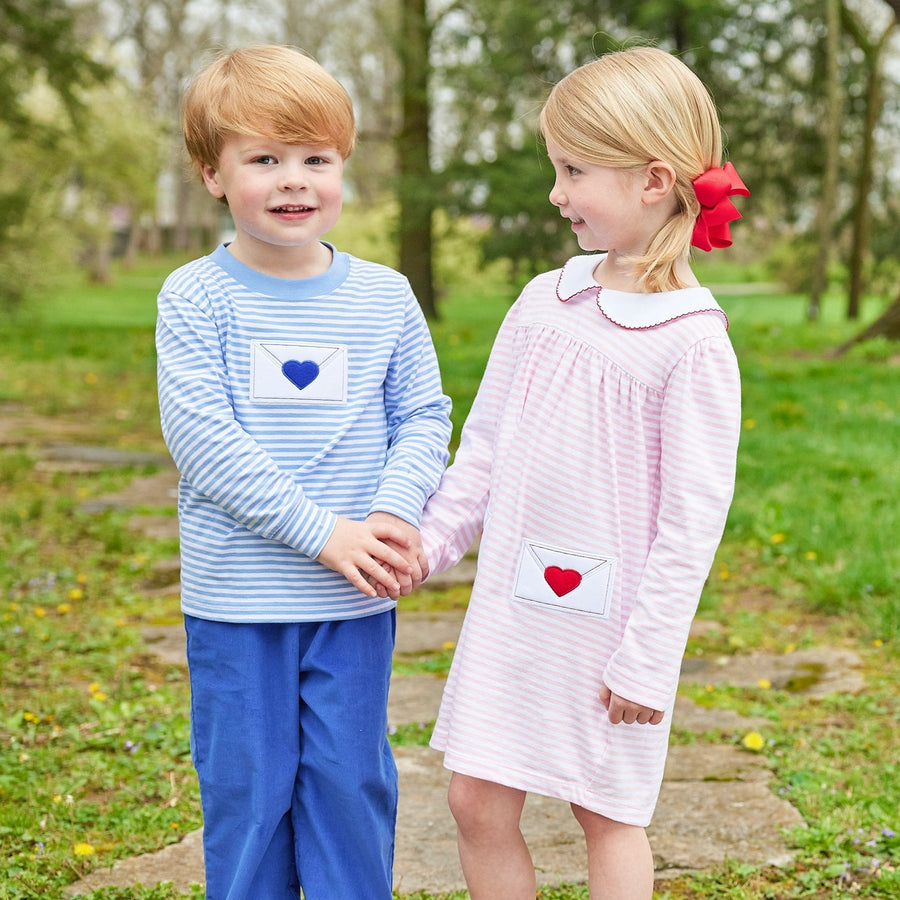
{"left": 601, "top": 335, "right": 741, "bottom": 711}
{"left": 369, "top": 291, "right": 452, "bottom": 525}
{"left": 419, "top": 303, "right": 521, "bottom": 574}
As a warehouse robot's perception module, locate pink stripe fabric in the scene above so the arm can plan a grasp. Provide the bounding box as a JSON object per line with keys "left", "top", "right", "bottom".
{"left": 420, "top": 256, "right": 741, "bottom": 826}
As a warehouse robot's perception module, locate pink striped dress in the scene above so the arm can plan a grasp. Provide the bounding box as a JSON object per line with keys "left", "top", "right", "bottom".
{"left": 419, "top": 254, "right": 741, "bottom": 827}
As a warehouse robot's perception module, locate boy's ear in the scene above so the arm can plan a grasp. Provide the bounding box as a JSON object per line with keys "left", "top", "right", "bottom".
{"left": 641, "top": 161, "right": 677, "bottom": 206}
{"left": 200, "top": 162, "right": 226, "bottom": 199}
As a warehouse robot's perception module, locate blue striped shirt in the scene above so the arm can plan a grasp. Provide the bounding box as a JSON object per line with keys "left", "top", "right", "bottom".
{"left": 156, "top": 243, "right": 452, "bottom": 622}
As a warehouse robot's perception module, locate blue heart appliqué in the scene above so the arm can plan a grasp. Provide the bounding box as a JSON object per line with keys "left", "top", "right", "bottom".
{"left": 282, "top": 359, "right": 320, "bottom": 390}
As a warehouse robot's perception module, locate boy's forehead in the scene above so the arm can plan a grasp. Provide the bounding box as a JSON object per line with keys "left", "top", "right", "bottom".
{"left": 226, "top": 127, "right": 338, "bottom": 152}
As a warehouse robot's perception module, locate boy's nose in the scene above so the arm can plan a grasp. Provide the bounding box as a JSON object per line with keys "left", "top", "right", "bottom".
{"left": 279, "top": 163, "right": 309, "bottom": 192}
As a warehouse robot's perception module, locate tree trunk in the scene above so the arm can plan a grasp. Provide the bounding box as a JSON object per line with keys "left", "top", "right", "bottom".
{"left": 846, "top": 61, "right": 881, "bottom": 320}
{"left": 841, "top": 4, "right": 895, "bottom": 320}
{"left": 396, "top": 0, "right": 437, "bottom": 319}
{"left": 808, "top": 0, "right": 841, "bottom": 321}
{"left": 830, "top": 291, "right": 900, "bottom": 355}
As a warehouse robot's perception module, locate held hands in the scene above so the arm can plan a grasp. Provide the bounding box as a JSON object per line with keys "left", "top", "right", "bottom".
{"left": 599, "top": 684, "right": 665, "bottom": 726}
{"left": 316, "top": 516, "right": 415, "bottom": 600}
{"left": 365, "top": 512, "right": 429, "bottom": 598}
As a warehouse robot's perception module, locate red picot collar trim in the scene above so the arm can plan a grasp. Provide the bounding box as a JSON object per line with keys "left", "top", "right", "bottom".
{"left": 555, "top": 254, "right": 729, "bottom": 331}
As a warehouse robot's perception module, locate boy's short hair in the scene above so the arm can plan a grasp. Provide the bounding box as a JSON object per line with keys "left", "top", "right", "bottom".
{"left": 182, "top": 45, "right": 356, "bottom": 170}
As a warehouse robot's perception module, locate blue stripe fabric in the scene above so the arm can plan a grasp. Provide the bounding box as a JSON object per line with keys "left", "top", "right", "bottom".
{"left": 156, "top": 243, "right": 451, "bottom": 622}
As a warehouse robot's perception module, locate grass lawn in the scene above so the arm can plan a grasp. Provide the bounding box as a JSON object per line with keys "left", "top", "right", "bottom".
{"left": 0, "top": 243, "right": 898, "bottom": 899}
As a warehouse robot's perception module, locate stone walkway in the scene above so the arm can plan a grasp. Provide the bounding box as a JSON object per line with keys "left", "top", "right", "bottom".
{"left": 53, "top": 452, "right": 866, "bottom": 897}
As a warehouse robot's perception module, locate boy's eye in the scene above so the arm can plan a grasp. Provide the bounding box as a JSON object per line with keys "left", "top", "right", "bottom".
{"left": 253, "top": 155, "right": 277, "bottom": 165}
{"left": 305, "top": 155, "right": 327, "bottom": 165}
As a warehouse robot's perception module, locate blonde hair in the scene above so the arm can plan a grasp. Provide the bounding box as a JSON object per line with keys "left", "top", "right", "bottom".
{"left": 540, "top": 46, "right": 723, "bottom": 292}
{"left": 182, "top": 45, "right": 356, "bottom": 173}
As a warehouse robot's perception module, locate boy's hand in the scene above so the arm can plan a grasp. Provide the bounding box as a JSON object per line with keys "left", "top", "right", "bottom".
{"left": 316, "top": 516, "right": 414, "bottom": 600}
{"left": 599, "top": 684, "right": 665, "bottom": 726}
{"left": 366, "top": 512, "right": 429, "bottom": 597}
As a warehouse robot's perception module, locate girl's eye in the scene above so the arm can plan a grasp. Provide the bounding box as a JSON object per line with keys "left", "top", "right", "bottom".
{"left": 566, "top": 165, "right": 581, "bottom": 176}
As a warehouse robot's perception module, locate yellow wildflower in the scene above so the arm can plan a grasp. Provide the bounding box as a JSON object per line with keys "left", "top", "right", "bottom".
{"left": 757, "top": 679, "right": 772, "bottom": 690}
{"left": 73, "top": 842, "right": 95, "bottom": 856}
{"left": 741, "top": 731, "right": 765, "bottom": 752}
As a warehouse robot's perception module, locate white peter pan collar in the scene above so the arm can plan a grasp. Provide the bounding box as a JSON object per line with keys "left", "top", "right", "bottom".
{"left": 555, "top": 254, "right": 729, "bottom": 331}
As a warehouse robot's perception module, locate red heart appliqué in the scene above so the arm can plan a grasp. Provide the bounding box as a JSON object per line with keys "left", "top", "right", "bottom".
{"left": 543, "top": 566, "right": 582, "bottom": 597}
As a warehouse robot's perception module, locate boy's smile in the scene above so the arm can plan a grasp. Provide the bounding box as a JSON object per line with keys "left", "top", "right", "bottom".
{"left": 200, "top": 134, "right": 344, "bottom": 277}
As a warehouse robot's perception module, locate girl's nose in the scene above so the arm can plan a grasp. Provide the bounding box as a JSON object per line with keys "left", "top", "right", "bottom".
{"left": 549, "top": 179, "right": 565, "bottom": 207}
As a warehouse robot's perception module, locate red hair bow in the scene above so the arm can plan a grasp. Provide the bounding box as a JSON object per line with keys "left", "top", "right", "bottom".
{"left": 691, "top": 162, "right": 750, "bottom": 252}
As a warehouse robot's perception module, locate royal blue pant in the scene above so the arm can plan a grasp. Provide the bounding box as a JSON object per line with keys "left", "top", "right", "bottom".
{"left": 184, "top": 611, "right": 398, "bottom": 900}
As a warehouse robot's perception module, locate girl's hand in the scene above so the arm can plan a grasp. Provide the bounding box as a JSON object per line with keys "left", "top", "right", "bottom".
{"left": 599, "top": 684, "right": 665, "bottom": 726}
{"left": 366, "top": 512, "right": 429, "bottom": 595}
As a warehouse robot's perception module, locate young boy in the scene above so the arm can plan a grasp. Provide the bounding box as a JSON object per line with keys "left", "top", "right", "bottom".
{"left": 155, "top": 45, "right": 452, "bottom": 899}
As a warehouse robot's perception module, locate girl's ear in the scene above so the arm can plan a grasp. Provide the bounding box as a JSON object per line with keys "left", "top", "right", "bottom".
{"left": 641, "top": 161, "right": 677, "bottom": 206}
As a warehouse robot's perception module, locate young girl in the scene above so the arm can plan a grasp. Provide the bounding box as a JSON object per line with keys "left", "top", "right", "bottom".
{"left": 418, "top": 47, "right": 748, "bottom": 898}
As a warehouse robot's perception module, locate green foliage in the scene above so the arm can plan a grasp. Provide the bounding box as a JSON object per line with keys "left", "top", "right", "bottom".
{"left": 0, "top": 120, "right": 83, "bottom": 308}
{"left": 443, "top": 146, "right": 575, "bottom": 279}
{"left": 0, "top": 0, "right": 108, "bottom": 136}
{"left": 0, "top": 0, "right": 110, "bottom": 309}
{"left": 0, "top": 2, "right": 164, "bottom": 308}
{"left": 766, "top": 234, "right": 837, "bottom": 294}
{"left": 388, "top": 721, "right": 435, "bottom": 747}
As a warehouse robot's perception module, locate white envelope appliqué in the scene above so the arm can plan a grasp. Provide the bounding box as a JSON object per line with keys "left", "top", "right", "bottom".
{"left": 513, "top": 539, "right": 617, "bottom": 618}
{"left": 250, "top": 341, "right": 347, "bottom": 403}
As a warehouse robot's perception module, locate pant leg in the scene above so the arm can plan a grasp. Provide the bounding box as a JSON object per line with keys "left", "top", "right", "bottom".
{"left": 184, "top": 615, "right": 302, "bottom": 900}
{"left": 293, "top": 610, "right": 398, "bottom": 900}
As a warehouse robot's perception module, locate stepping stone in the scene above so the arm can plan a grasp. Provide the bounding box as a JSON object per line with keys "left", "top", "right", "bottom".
{"left": 681, "top": 646, "right": 865, "bottom": 698}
